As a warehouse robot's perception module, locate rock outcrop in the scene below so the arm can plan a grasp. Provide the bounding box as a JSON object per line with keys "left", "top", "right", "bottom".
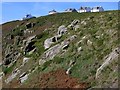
{"left": 22, "top": 57, "right": 30, "bottom": 66}
{"left": 96, "top": 47, "right": 119, "bottom": 79}
{"left": 40, "top": 35, "right": 77, "bottom": 65}
{"left": 26, "top": 22, "right": 35, "bottom": 29}
{"left": 24, "top": 29, "right": 35, "bottom": 35}
{"left": 57, "top": 25, "right": 67, "bottom": 35}
{"left": 23, "top": 35, "right": 36, "bottom": 55}
{"left": 66, "top": 60, "right": 76, "bottom": 75}
{"left": 19, "top": 72, "right": 28, "bottom": 83}
{"left": 14, "top": 36, "right": 21, "bottom": 45}
{"left": 44, "top": 35, "right": 61, "bottom": 49}
{"left": 4, "top": 48, "right": 20, "bottom": 66}
{"left": 5, "top": 68, "right": 20, "bottom": 84}
{"left": 68, "top": 19, "right": 80, "bottom": 30}
{"left": 0, "top": 72, "right": 4, "bottom": 80}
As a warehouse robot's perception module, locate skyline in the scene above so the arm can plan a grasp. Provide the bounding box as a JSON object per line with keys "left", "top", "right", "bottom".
{"left": 1, "top": 2, "right": 119, "bottom": 24}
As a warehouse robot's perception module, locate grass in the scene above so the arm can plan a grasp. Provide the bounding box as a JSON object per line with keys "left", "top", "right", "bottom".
{"left": 3, "top": 62, "right": 16, "bottom": 75}
{"left": 2, "top": 10, "right": 119, "bottom": 88}
{"left": 52, "top": 56, "right": 65, "bottom": 64}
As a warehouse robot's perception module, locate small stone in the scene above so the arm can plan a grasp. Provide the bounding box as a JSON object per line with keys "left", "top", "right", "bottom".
{"left": 87, "top": 40, "right": 93, "bottom": 46}
{"left": 19, "top": 72, "right": 28, "bottom": 83}
{"left": 78, "top": 47, "right": 82, "bottom": 52}
{"left": 66, "top": 67, "right": 72, "bottom": 75}
{"left": 23, "top": 57, "right": 30, "bottom": 65}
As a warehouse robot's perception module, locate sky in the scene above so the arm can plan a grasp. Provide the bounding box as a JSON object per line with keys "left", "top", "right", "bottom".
{"left": 1, "top": 2, "right": 119, "bottom": 24}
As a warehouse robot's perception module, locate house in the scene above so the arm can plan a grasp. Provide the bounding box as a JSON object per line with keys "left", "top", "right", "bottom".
{"left": 78, "top": 7, "right": 91, "bottom": 13}
{"left": 49, "top": 10, "right": 58, "bottom": 15}
{"left": 64, "top": 8, "right": 77, "bottom": 12}
{"left": 22, "top": 14, "right": 35, "bottom": 20}
{"left": 91, "top": 6, "right": 104, "bottom": 12}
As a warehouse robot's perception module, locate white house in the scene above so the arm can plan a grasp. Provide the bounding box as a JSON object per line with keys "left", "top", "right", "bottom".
{"left": 91, "top": 6, "right": 104, "bottom": 12}
{"left": 78, "top": 7, "right": 91, "bottom": 13}
{"left": 22, "top": 14, "right": 35, "bottom": 20}
{"left": 49, "top": 10, "right": 58, "bottom": 15}
{"left": 64, "top": 8, "right": 77, "bottom": 12}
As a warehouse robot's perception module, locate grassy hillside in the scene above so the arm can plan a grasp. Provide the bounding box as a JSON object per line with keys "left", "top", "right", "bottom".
{"left": 1, "top": 10, "right": 119, "bottom": 88}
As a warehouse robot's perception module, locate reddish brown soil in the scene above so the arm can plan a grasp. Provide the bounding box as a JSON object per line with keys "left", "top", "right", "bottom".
{"left": 40, "top": 69, "right": 88, "bottom": 88}
{"left": 23, "top": 69, "right": 89, "bottom": 88}
{"left": 3, "top": 69, "right": 89, "bottom": 89}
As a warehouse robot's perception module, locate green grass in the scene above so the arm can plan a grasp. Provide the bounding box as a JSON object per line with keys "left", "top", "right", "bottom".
{"left": 3, "top": 62, "right": 16, "bottom": 75}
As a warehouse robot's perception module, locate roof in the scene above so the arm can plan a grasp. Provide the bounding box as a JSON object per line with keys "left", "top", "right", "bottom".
{"left": 92, "top": 6, "right": 103, "bottom": 10}
{"left": 79, "top": 7, "right": 91, "bottom": 10}
{"left": 25, "top": 14, "right": 32, "bottom": 18}
{"left": 49, "top": 10, "right": 57, "bottom": 13}
{"left": 65, "top": 8, "right": 77, "bottom": 12}
{"left": 23, "top": 14, "right": 35, "bottom": 20}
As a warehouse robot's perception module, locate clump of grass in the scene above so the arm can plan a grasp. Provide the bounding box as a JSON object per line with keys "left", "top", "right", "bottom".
{"left": 3, "top": 62, "right": 16, "bottom": 75}
{"left": 41, "top": 60, "right": 52, "bottom": 71}
{"left": 52, "top": 56, "right": 64, "bottom": 64}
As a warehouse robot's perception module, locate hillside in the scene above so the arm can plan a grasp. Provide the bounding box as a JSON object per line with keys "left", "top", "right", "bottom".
{"left": 1, "top": 10, "right": 119, "bottom": 89}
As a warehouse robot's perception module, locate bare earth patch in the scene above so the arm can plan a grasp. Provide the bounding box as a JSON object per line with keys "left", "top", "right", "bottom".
{"left": 22, "top": 69, "right": 89, "bottom": 88}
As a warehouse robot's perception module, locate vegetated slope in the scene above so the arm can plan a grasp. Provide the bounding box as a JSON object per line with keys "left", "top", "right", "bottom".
{"left": 1, "top": 10, "right": 119, "bottom": 88}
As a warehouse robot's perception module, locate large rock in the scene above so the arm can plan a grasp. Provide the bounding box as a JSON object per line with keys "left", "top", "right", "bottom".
{"left": 28, "top": 48, "right": 36, "bottom": 55}
{"left": 22, "top": 57, "right": 30, "bottom": 65}
{"left": 68, "top": 35, "right": 77, "bottom": 41}
{"left": 44, "top": 38, "right": 54, "bottom": 49}
{"left": 19, "top": 72, "right": 28, "bottom": 83}
{"left": 44, "top": 35, "right": 61, "bottom": 49}
{"left": 40, "top": 44, "right": 62, "bottom": 65}
{"left": 14, "top": 36, "right": 20, "bottom": 45}
{"left": 81, "top": 20, "right": 87, "bottom": 25}
{"left": 3, "top": 42, "right": 20, "bottom": 66}
{"left": 25, "top": 41, "right": 36, "bottom": 53}
{"left": 26, "top": 22, "right": 35, "bottom": 29}
{"left": 4, "top": 51, "right": 19, "bottom": 66}
{"left": 23, "top": 36, "right": 36, "bottom": 47}
{"left": 5, "top": 68, "right": 20, "bottom": 84}
{"left": 71, "top": 19, "right": 80, "bottom": 26}
{"left": 24, "top": 29, "right": 35, "bottom": 35}
{"left": 4, "top": 45, "right": 13, "bottom": 57}
{"left": 39, "top": 35, "right": 77, "bottom": 65}
{"left": 96, "top": 47, "right": 119, "bottom": 79}
{"left": 74, "top": 25, "right": 80, "bottom": 31}
{"left": 23, "top": 35, "right": 36, "bottom": 54}
{"left": 57, "top": 25, "right": 67, "bottom": 35}
{"left": 68, "top": 19, "right": 80, "bottom": 29}
{"left": 61, "top": 40, "right": 69, "bottom": 50}
{"left": 40, "top": 41, "right": 69, "bottom": 65}
{"left": 66, "top": 60, "right": 76, "bottom": 75}
{"left": 0, "top": 72, "right": 4, "bottom": 80}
